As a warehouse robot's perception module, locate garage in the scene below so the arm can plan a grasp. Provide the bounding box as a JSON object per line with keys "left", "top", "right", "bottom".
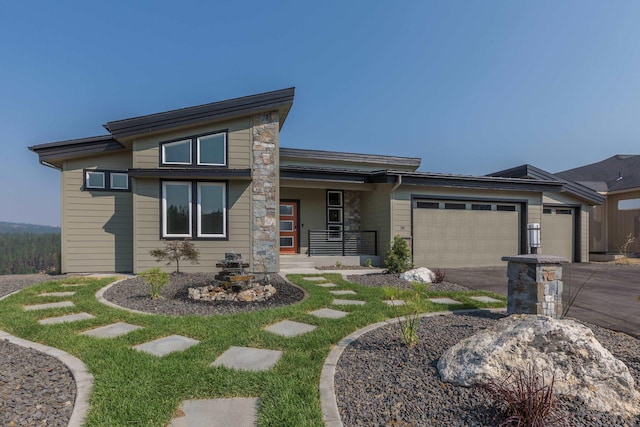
{"left": 542, "top": 206, "right": 575, "bottom": 261}
{"left": 412, "top": 199, "right": 522, "bottom": 268}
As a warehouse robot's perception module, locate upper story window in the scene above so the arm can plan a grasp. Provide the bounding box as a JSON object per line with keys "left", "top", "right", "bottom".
{"left": 84, "top": 170, "right": 129, "bottom": 192}
{"left": 161, "top": 131, "right": 227, "bottom": 166}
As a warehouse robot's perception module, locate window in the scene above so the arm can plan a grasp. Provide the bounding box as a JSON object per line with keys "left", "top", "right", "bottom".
{"left": 417, "top": 201, "right": 439, "bottom": 209}
{"left": 543, "top": 208, "right": 552, "bottom": 214}
{"left": 471, "top": 204, "right": 491, "bottom": 211}
{"left": 497, "top": 205, "right": 516, "bottom": 212}
{"left": 84, "top": 170, "right": 130, "bottom": 192}
{"left": 618, "top": 198, "right": 640, "bottom": 211}
{"left": 327, "top": 224, "right": 343, "bottom": 241}
{"left": 162, "top": 181, "right": 227, "bottom": 239}
{"left": 327, "top": 191, "right": 343, "bottom": 207}
{"left": 445, "top": 203, "right": 466, "bottom": 210}
{"left": 280, "top": 204, "right": 293, "bottom": 216}
{"left": 279, "top": 220, "right": 294, "bottom": 231}
{"left": 556, "top": 208, "right": 573, "bottom": 215}
{"left": 161, "top": 131, "right": 227, "bottom": 166}
{"left": 326, "top": 190, "right": 344, "bottom": 240}
{"left": 85, "top": 171, "right": 105, "bottom": 189}
{"left": 280, "top": 237, "right": 294, "bottom": 248}
{"left": 328, "top": 208, "right": 343, "bottom": 223}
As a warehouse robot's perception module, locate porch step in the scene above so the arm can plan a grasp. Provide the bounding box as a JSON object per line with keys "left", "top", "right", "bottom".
{"left": 280, "top": 255, "right": 316, "bottom": 269}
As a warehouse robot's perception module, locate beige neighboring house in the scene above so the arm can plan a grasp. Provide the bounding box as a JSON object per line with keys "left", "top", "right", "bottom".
{"left": 29, "top": 88, "right": 604, "bottom": 274}
{"left": 556, "top": 155, "right": 640, "bottom": 256}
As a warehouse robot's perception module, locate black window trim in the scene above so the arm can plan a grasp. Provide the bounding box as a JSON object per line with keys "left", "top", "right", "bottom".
{"left": 159, "top": 130, "right": 229, "bottom": 168}
{"left": 83, "top": 169, "right": 131, "bottom": 192}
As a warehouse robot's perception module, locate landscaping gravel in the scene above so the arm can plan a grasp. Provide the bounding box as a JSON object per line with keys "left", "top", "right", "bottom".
{"left": 334, "top": 311, "right": 640, "bottom": 427}
{"left": 103, "top": 272, "right": 306, "bottom": 315}
{"left": 0, "top": 339, "right": 75, "bottom": 427}
{"left": 0, "top": 274, "right": 71, "bottom": 298}
{"left": 347, "top": 272, "right": 472, "bottom": 292}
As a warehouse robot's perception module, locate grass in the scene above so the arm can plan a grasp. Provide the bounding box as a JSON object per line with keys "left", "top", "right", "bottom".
{"left": 0, "top": 274, "right": 506, "bottom": 426}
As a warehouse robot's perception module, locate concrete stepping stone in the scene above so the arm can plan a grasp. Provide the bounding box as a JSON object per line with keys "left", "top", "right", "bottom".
{"left": 429, "top": 297, "right": 463, "bottom": 305}
{"left": 211, "top": 346, "right": 282, "bottom": 371}
{"left": 133, "top": 335, "right": 200, "bottom": 357}
{"left": 169, "top": 397, "right": 258, "bottom": 427}
{"left": 38, "top": 291, "right": 76, "bottom": 297}
{"left": 329, "top": 290, "right": 357, "bottom": 295}
{"left": 315, "top": 283, "right": 338, "bottom": 288}
{"left": 81, "top": 322, "right": 143, "bottom": 338}
{"left": 303, "top": 277, "right": 326, "bottom": 281}
{"left": 309, "top": 308, "right": 348, "bottom": 319}
{"left": 384, "top": 299, "right": 406, "bottom": 306}
{"left": 470, "top": 296, "right": 501, "bottom": 303}
{"left": 332, "top": 299, "right": 365, "bottom": 306}
{"left": 264, "top": 320, "right": 316, "bottom": 337}
{"left": 39, "top": 312, "right": 95, "bottom": 325}
{"left": 60, "top": 283, "right": 88, "bottom": 287}
{"left": 24, "top": 301, "right": 74, "bottom": 311}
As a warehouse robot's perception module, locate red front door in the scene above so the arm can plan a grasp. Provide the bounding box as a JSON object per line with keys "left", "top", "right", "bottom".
{"left": 279, "top": 200, "right": 299, "bottom": 254}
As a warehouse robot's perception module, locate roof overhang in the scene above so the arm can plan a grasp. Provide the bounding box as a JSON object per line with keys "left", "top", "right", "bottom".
{"left": 128, "top": 168, "right": 252, "bottom": 180}
{"left": 280, "top": 147, "right": 421, "bottom": 170}
{"left": 28, "top": 135, "right": 125, "bottom": 170}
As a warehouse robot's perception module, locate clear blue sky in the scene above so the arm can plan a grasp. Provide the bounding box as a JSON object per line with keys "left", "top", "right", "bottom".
{"left": 2, "top": 1, "right": 640, "bottom": 226}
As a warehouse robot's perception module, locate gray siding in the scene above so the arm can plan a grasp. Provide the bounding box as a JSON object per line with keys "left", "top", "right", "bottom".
{"left": 62, "top": 151, "right": 133, "bottom": 273}
{"left": 361, "top": 184, "right": 392, "bottom": 257}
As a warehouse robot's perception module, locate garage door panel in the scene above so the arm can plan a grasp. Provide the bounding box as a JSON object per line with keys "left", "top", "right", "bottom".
{"left": 413, "top": 208, "right": 519, "bottom": 268}
{"left": 542, "top": 209, "right": 574, "bottom": 261}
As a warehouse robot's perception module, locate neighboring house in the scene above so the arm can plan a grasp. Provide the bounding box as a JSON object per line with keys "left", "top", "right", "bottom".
{"left": 29, "top": 88, "right": 604, "bottom": 274}
{"left": 555, "top": 155, "right": 640, "bottom": 255}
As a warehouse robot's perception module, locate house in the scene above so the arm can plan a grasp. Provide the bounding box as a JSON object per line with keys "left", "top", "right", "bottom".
{"left": 29, "top": 87, "right": 604, "bottom": 274}
{"left": 555, "top": 155, "right": 640, "bottom": 256}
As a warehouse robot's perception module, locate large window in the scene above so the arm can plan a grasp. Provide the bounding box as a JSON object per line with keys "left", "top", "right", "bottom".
{"left": 161, "top": 131, "right": 227, "bottom": 166}
{"left": 162, "top": 181, "right": 227, "bottom": 239}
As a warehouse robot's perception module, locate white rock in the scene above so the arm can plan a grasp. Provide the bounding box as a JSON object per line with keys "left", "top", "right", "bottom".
{"left": 400, "top": 267, "right": 435, "bottom": 283}
{"left": 437, "top": 314, "right": 640, "bottom": 417}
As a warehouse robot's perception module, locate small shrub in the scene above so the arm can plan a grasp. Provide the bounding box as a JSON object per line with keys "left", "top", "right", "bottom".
{"left": 389, "top": 288, "right": 422, "bottom": 347}
{"left": 433, "top": 269, "right": 447, "bottom": 284}
{"left": 385, "top": 236, "right": 413, "bottom": 274}
{"left": 364, "top": 258, "right": 372, "bottom": 268}
{"left": 335, "top": 260, "right": 343, "bottom": 268}
{"left": 149, "top": 239, "right": 200, "bottom": 273}
{"left": 139, "top": 267, "right": 169, "bottom": 299}
{"left": 480, "top": 364, "right": 566, "bottom": 427}
{"left": 616, "top": 232, "right": 637, "bottom": 264}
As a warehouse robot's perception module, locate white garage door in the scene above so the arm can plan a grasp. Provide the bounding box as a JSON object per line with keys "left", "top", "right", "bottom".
{"left": 542, "top": 207, "right": 574, "bottom": 261}
{"left": 413, "top": 200, "right": 520, "bottom": 268}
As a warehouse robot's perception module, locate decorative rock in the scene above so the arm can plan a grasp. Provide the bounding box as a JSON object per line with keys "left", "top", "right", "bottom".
{"left": 188, "top": 283, "right": 276, "bottom": 302}
{"left": 437, "top": 314, "right": 640, "bottom": 417}
{"left": 400, "top": 267, "right": 435, "bottom": 283}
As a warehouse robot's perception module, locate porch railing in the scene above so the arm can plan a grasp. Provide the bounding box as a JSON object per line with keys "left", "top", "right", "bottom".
{"left": 308, "top": 230, "right": 378, "bottom": 256}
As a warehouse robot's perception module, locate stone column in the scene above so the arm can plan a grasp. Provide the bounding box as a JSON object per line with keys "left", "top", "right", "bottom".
{"left": 251, "top": 111, "right": 279, "bottom": 272}
{"left": 501, "top": 254, "right": 568, "bottom": 319}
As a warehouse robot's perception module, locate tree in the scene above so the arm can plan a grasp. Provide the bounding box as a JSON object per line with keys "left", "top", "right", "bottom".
{"left": 149, "top": 239, "right": 200, "bottom": 273}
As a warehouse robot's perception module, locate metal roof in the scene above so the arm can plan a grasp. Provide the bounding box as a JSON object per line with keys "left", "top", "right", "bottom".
{"left": 28, "top": 135, "right": 124, "bottom": 169}
{"left": 280, "top": 147, "right": 421, "bottom": 169}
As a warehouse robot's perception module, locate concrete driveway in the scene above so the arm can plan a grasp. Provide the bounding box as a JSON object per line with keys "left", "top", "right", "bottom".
{"left": 445, "top": 264, "right": 639, "bottom": 339}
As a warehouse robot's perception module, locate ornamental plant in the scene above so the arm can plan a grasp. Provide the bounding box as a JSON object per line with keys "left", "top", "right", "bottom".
{"left": 384, "top": 235, "right": 413, "bottom": 274}
{"left": 139, "top": 267, "right": 169, "bottom": 299}
{"left": 149, "top": 239, "right": 200, "bottom": 273}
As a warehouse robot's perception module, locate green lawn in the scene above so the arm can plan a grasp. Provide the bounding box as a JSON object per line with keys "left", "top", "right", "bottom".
{"left": 0, "top": 274, "right": 505, "bottom": 426}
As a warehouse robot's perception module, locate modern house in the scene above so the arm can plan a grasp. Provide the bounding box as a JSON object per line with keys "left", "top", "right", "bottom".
{"left": 556, "top": 155, "right": 640, "bottom": 255}
{"left": 29, "top": 87, "right": 604, "bottom": 274}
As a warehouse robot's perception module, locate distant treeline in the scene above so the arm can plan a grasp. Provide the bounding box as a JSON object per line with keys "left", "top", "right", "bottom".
{"left": 0, "top": 233, "right": 61, "bottom": 274}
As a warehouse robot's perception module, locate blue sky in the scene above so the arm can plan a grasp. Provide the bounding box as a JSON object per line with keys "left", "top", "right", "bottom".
{"left": 2, "top": 1, "right": 640, "bottom": 226}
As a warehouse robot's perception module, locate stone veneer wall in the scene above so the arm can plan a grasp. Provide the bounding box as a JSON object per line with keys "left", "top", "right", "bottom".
{"left": 343, "top": 190, "right": 361, "bottom": 231}
{"left": 251, "top": 111, "right": 279, "bottom": 272}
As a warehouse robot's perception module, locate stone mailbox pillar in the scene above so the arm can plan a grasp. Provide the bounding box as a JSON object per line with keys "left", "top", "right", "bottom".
{"left": 501, "top": 255, "right": 568, "bottom": 319}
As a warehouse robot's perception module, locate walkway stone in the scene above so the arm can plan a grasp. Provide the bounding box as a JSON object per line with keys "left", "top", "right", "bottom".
{"left": 212, "top": 346, "right": 282, "bottom": 371}
{"left": 60, "top": 283, "right": 88, "bottom": 287}
{"left": 169, "top": 397, "right": 258, "bottom": 427}
{"left": 25, "top": 301, "right": 74, "bottom": 311}
{"left": 329, "top": 290, "right": 356, "bottom": 295}
{"left": 39, "top": 312, "right": 95, "bottom": 325}
{"left": 315, "top": 283, "right": 338, "bottom": 288}
{"left": 384, "top": 300, "right": 406, "bottom": 306}
{"left": 38, "top": 291, "right": 76, "bottom": 297}
{"left": 309, "top": 308, "right": 348, "bottom": 319}
{"left": 81, "top": 322, "right": 142, "bottom": 338}
{"left": 332, "top": 299, "right": 365, "bottom": 306}
{"left": 133, "top": 335, "right": 199, "bottom": 357}
{"left": 429, "top": 297, "right": 463, "bottom": 305}
{"left": 303, "top": 277, "right": 326, "bottom": 281}
{"left": 470, "top": 296, "right": 501, "bottom": 303}
{"left": 264, "top": 320, "right": 316, "bottom": 337}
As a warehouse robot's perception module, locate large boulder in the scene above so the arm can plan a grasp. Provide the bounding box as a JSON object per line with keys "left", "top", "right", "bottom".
{"left": 437, "top": 314, "right": 640, "bottom": 417}
{"left": 399, "top": 267, "right": 435, "bottom": 283}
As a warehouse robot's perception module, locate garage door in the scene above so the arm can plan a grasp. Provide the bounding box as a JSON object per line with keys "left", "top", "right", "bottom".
{"left": 413, "top": 200, "right": 520, "bottom": 268}
{"left": 542, "top": 207, "right": 574, "bottom": 261}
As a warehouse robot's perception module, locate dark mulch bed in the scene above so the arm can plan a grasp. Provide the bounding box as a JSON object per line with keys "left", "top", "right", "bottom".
{"left": 103, "top": 272, "right": 305, "bottom": 316}
{"left": 347, "top": 272, "right": 472, "bottom": 292}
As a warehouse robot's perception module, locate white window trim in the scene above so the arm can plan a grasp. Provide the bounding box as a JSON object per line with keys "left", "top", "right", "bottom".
{"left": 327, "top": 190, "right": 343, "bottom": 207}
{"left": 85, "top": 171, "right": 105, "bottom": 189}
{"left": 110, "top": 172, "right": 129, "bottom": 190}
{"left": 197, "top": 133, "right": 227, "bottom": 166}
{"left": 162, "top": 182, "right": 192, "bottom": 238}
{"left": 197, "top": 182, "right": 227, "bottom": 238}
{"left": 162, "top": 139, "right": 192, "bottom": 165}
{"left": 280, "top": 236, "right": 294, "bottom": 248}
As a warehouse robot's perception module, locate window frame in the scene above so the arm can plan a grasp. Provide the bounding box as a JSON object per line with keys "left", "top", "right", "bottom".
{"left": 197, "top": 133, "right": 227, "bottom": 166}
{"left": 160, "top": 130, "right": 228, "bottom": 167}
{"left": 85, "top": 171, "right": 106, "bottom": 189}
{"left": 83, "top": 169, "right": 130, "bottom": 192}
{"left": 110, "top": 172, "right": 129, "bottom": 190}
{"left": 196, "top": 182, "right": 227, "bottom": 238}
{"left": 161, "top": 139, "right": 192, "bottom": 165}
{"left": 162, "top": 181, "right": 193, "bottom": 238}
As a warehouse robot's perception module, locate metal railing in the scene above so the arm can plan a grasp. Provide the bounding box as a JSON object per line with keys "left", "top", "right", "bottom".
{"left": 308, "top": 230, "right": 377, "bottom": 256}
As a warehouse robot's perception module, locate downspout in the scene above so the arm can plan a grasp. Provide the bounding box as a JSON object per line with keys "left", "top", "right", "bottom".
{"left": 389, "top": 174, "right": 402, "bottom": 250}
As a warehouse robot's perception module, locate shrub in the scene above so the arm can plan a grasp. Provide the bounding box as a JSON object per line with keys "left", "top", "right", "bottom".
{"left": 480, "top": 364, "right": 566, "bottom": 427}
{"left": 149, "top": 239, "right": 200, "bottom": 273}
{"left": 384, "top": 236, "right": 413, "bottom": 274}
{"left": 433, "top": 269, "right": 446, "bottom": 284}
{"left": 616, "top": 232, "right": 636, "bottom": 264}
{"left": 389, "top": 294, "right": 421, "bottom": 347}
{"left": 364, "top": 258, "right": 372, "bottom": 268}
{"left": 139, "top": 267, "right": 170, "bottom": 299}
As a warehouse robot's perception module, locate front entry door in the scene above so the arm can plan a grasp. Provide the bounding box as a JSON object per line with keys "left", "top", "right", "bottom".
{"left": 279, "top": 200, "right": 299, "bottom": 254}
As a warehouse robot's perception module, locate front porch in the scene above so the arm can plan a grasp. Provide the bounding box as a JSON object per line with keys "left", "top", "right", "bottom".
{"left": 279, "top": 254, "right": 382, "bottom": 269}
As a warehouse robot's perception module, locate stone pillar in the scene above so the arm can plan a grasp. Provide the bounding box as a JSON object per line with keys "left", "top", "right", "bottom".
{"left": 501, "top": 255, "right": 568, "bottom": 319}
{"left": 251, "top": 111, "right": 279, "bottom": 273}
{"left": 343, "top": 190, "right": 361, "bottom": 231}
